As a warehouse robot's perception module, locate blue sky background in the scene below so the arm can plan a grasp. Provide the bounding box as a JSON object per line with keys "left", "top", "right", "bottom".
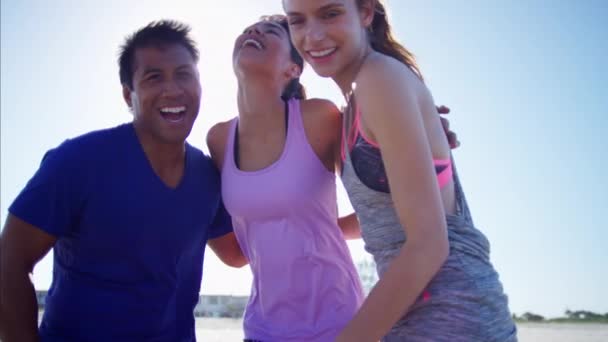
{"left": 1, "top": 0, "right": 606, "bottom": 318}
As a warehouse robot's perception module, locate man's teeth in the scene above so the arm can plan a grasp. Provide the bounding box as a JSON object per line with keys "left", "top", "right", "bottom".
{"left": 160, "top": 106, "right": 186, "bottom": 113}
{"left": 243, "top": 39, "right": 263, "bottom": 50}
{"left": 310, "top": 48, "right": 335, "bottom": 58}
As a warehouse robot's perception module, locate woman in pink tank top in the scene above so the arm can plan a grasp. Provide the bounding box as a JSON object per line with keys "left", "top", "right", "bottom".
{"left": 206, "top": 15, "right": 364, "bottom": 341}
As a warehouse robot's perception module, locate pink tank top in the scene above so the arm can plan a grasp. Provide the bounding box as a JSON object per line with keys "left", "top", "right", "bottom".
{"left": 221, "top": 99, "right": 364, "bottom": 341}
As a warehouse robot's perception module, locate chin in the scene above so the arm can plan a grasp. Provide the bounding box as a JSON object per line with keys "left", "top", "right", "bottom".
{"left": 309, "top": 65, "right": 336, "bottom": 79}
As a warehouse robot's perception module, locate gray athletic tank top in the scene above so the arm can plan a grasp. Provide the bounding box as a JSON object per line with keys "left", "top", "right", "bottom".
{"left": 340, "top": 101, "right": 518, "bottom": 341}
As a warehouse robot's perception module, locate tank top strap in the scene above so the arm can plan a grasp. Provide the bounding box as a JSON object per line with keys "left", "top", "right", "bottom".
{"left": 222, "top": 117, "right": 239, "bottom": 174}
{"left": 286, "top": 98, "right": 304, "bottom": 144}
{"left": 340, "top": 93, "right": 357, "bottom": 163}
{"left": 449, "top": 156, "right": 474, "bottom": 224}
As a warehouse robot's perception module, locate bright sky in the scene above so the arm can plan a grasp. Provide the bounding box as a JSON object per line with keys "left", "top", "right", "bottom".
{"left": 1, "top": 0, "right": 606, "bottom": 318}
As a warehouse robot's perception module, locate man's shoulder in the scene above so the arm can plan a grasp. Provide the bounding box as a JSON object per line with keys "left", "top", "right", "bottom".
{"left": 185, "top": 143, "right": 217, "bottom": 174}
{"left": 185, "top": 143, "right": 211, "bottom": 163}
{"left": 42, "top": 123, "right": 131, "bottom": 165}
{"left": 67, "top": 123, "right": 131, "bottom": 147}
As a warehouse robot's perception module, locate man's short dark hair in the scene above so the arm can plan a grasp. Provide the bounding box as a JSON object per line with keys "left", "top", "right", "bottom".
{"left": 118, "top": 20, "right": 199, "bottom": 90}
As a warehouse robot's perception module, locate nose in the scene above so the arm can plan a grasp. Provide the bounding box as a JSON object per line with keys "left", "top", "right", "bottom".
{"left": 161, "top": 79, "right": 184, "bottom": 98}
{"left": 305, "top": 21, "right": 325, "bottom": 42}
{"left": 245, "top": 25, "right": 262, "bottom": 35}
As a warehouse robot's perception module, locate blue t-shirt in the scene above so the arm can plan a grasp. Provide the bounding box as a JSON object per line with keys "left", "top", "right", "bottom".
{"left": 9, "top": 123, "right": 232, "bottom": 341}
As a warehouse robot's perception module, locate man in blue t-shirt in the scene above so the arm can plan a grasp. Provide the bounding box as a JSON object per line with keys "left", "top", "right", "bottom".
{"left": 0, "top": 20, "right": 246, "bottom": 341}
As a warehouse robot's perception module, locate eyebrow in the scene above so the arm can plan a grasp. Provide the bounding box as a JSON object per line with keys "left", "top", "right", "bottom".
{"left": 142, "top": 67, "right": 162, "bottom": 76}
{"left": 318, "top": 2, "right": 345, "bottom": 13}
{"left": 141, "top": 64, "right": 192, "bottom": 76}
{"left": 175, "top": 65, "right": 194, "bottom": 71}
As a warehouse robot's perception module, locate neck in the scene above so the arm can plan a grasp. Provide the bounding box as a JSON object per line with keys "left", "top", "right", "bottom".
{"left": 334, "top": 45, "right": 374, "bottom": 97}
{"left": 132, "top": 122, "right": 185, "bottom": 177}
{"left": 236, "top": 76, "right": 286, "bottom": 132}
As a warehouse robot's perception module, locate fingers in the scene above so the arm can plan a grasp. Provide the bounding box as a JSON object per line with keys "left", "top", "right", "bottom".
{"left": 437, "top": 106, "right": 459, "bottom": 149}
{"left": 448, "top": 132, "right": 460, "bottom": 149}
{"left": 436, "top": 105, "right": 450, "bottom": 114}
{"left": 440, "top": 117, "right": 460, "bottom": 149}
{"left": 440, "top": 116, "right": 450, "bottom": 130}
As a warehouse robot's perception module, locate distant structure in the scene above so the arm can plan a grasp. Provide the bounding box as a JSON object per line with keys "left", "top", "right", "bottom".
{"left": 35, "top": 290, "right": 248, "bottom": 318}
{"left": 36, "top": 290, "right": 47, "bottom": 308}
{"left": 34, "top": 257, "right": 383, "bottom": 318}
{"left": 355, "top": 256, "right": 378, "bottom": 294}
{"left": 194, "top": 295, "right": 248, "bottom": 318}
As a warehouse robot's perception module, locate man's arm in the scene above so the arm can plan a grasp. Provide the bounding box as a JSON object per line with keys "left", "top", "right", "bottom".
{"left": 207, "top": 233, "right": 248, "bottom": 268}
{"left": 338, "top": 213, "right": 361, "bottom": 240}
{"left": 0, "top": 215, "right": 56, "bottom": 342}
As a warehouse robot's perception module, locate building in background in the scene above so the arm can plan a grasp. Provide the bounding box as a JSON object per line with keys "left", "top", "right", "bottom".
{"left": 34, "top": 258, "right": 379, "bottom": 318}
{"left": 356, "top": 256, "right": 378, "bottom": 295}
{"left": 34, "top": 290, "right": 248, "bottom": 318}
{"left": 194, "top": 295, "right": 248, "bottom": 318}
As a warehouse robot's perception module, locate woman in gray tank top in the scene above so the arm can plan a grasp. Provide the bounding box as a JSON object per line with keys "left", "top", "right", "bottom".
{"left": 282, "top": 0, "right": 518, "bottom": 341}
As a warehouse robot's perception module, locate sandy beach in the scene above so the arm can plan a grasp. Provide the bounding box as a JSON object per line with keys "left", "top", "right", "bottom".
{"left": 195, "top": 318, "right": 608, "bottom": 341}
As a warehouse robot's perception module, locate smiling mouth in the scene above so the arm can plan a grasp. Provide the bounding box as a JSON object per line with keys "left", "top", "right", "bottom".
{"left": 308, "top": 47, "right": 337, "bottom": 59}
{"left": 160, "top": 106, "right": 186, "bottom": 123}
{"left": 242, "top": 38, "right": 264, "bottom": 50}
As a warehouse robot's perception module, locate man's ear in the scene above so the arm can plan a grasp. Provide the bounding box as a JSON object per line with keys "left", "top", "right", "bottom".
{"left": 122, "top": 84, "right": 133, "bottom": 109}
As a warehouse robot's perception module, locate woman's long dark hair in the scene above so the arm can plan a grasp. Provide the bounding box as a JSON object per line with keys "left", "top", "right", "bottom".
{"left": 259, "top": 15, "right": 307, "bottom": 100}
{"left": 357, "top": 0, "right": 424, "bottom": 80}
